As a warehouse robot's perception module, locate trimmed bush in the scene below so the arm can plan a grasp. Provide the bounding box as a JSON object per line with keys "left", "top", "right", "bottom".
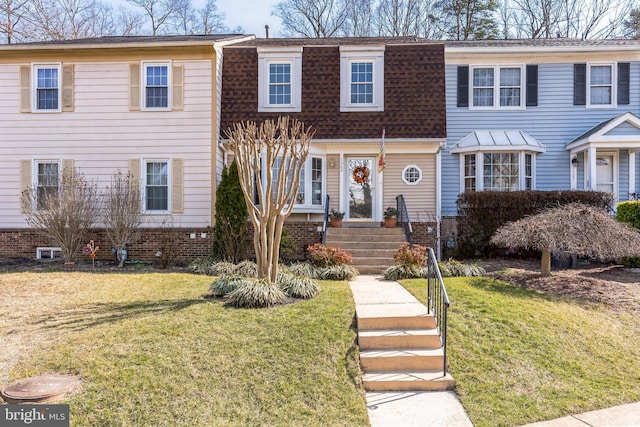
{"left": 209, "top": 275, "right": 245, "bottom": 297}
{"left": 307, "top": 243, "right": 353, "bottom": 267}
{"left": 188, "top": 257, "right": 217, "bottom": 274}
{"left": 278, "top": 272, "right": 320, "bottom": 299}
{"left": 617, "top": 201, "right": 640, "bottom": 229}
{"left": 457, "top": 190, "right": 613, "bottom": 257}
{"left": 226, "top": 278, "right": 288, "bottom": 308}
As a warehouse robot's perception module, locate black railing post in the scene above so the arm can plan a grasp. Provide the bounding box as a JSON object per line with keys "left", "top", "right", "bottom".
{"left": 426, "top": 247, "right": 450, "bottom": 376}
{"left": 322, "top": 195, "right": 330, "bottom": 245}
{"left": 395, "top": 195, "right": 413, "bottom": 246}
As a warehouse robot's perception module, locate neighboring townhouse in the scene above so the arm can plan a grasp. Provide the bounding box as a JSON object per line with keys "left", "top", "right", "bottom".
{"left": 441, "top": 39, "right": 640, "bottom": 234}
{"left": 220, "top": 37, "right": 447, "bottom": 252}
{"left": 0, "top": 34, "right": 251, "bottom": 260}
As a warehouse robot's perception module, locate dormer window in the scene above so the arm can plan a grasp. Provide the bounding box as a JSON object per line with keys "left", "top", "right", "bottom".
{"left": 258, "top": 47, "right": 302, "bottom": 112}
{"left": 340, "top": 45, "right": 384, "bottom": 112}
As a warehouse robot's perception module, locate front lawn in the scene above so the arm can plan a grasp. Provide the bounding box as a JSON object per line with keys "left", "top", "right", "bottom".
{"left": 402, "top": 276, "right": 640, "bottom": 427}
{"left": 0, "top": 272, "right": 368, "bottom": 427}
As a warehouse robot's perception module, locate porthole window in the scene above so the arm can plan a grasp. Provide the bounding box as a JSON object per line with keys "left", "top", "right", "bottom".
{"left": 402, "top": 165, "right": 422, "bottom": 185}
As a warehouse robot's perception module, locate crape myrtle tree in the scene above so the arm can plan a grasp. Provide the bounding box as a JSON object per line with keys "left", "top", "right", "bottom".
{"left": 491, "top": 203, "right": 640, "bottom": 277}
{"left": 225, "top": 117, "right": 314, "bottom": 284}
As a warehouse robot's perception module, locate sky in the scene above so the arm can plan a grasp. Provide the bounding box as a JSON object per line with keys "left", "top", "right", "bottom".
{"left": 214, "top": 0, "right": 282, "bottom": 36}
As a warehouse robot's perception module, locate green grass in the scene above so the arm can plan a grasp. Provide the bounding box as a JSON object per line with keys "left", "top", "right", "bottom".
{"left": 402, "top": 277, "right": 640, "bottom": 427}
{"left": 3, "top": 272, "right": 368, "bottom": 427}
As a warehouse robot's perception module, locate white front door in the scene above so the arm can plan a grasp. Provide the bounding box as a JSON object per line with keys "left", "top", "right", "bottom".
{"left": 345, "top": 157, "right": 376, "bottom": 221}
{"left": 595, "top": 153, "right": 615, "bottom": 195}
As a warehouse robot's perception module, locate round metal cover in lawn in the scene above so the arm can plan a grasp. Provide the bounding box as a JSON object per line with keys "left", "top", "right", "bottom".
{"left": 1, "top": 374, "right": 81, "bottom": 403}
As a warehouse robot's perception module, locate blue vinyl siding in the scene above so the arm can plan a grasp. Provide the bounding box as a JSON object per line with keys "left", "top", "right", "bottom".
{"left": 442, "top": 62, "right": 640, "bottom": 214}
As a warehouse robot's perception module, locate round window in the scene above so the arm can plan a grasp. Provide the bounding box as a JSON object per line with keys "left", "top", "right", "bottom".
{"left": 402, "top": 165, "right": 422, "bottom": 185}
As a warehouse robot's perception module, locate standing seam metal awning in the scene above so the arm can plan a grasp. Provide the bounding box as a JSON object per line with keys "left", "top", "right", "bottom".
{"left": 449, "top": 130, "right": 547, "bottom": 154}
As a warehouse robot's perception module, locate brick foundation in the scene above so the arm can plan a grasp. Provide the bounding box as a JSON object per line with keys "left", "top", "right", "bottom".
{"left": 0, "top": 227, "right": 214, "bottom": 264}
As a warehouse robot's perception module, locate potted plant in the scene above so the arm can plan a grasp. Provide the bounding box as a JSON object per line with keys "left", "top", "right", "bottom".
{"left": 383, "top": 207, "right": 399, "bottom": 228}
{"left": 329, "top": 209, "right": 345, "bottom": 227}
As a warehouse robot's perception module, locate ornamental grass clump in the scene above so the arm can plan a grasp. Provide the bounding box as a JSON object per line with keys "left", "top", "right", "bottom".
{"left": 384, "top": 264, "right": 422, "bottom": 281}
{"left": 438, "top": 259, "right": 485, "bottom": 277}
{"left": 208, "top": 261, "right": 237, "bottom": 276}
{"left": 226, "top": 278, "right": 288, "bottom": 308}
{"left": 286, "top": 262, "right": 318, "bottom": 278}
{"left": 278, "top": 272, "right": 320, "bottom": 299}
{"left": 317, "top": 264, "right": 359, "bottom": 281}
{"left": 188, "top": 257, "right": 217, "bottom": 274}
{"left": 208, "top": 275, "right": 245, "bottom": 297}
{"left": 234, "top": 260, "right": 258, "bottom": 278}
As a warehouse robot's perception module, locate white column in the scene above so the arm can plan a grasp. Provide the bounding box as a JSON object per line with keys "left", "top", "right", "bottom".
{"left": 436, "top": 148, "right": 442, "bottom": 261}
{"left": 588, "top": 146, "right": 597, "bottom": 190}
{"left": 570, "top": 153, "right": 578, "bottom": 190}
{"left": 630, "top": 151, "right": 637, "bottom": 198}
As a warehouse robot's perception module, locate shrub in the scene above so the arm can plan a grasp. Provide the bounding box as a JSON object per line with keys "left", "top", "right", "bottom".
{"left": 616, "top": 201, "right": 640, "bottom": 230}
{"left": 457, "top": 190, "right": 613, "bottom": 257}
{"left": 214, "top": 160, "right": 251, "bottom": 262}
{"left": 278, "top": 272, "right": 320, "bottom": 299}
{"left": 307, "top": 243, "right": 353, "bottom": 267}
{"left": 234, "top": 260, "right": 258, "bottom": 277}
{"left": 394, "top": 243, "right": 427, "bottom": 267}
{"left": 226, "top": 278, "right": 288, "bottom": 308}
{"left": 317, "top": 265, "right": 359, "bottom": 281}
{"left": 209, "top": 275, "right": 245, "bottom": 297}
{"left": 279, "top": 227, "right": 297, "bottom": 262}
{"left": 621, "top": 256, "right": 640, "bottom": 268}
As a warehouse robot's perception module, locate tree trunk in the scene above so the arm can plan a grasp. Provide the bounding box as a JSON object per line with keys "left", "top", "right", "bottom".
{"left": 541, "top": 247, "right": 551, "bottom": 277}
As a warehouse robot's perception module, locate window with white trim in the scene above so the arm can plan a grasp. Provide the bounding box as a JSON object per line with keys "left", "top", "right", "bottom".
{"left": 340, "top": 46, "right": 384, "bottom": 112}
{"left": 402, "top": 165, "right": 422, "bottom": 185}
{"left": 143, "top": 63, "right": 170, "bottom": 110}
{"left": 588, "top": 63, "right": 614, "bottom": 107}
{"left": 144, "top": 160, "right": 169, "bottom": 211}
{"left": 33, "top": 64, "right": 61, "bottom": 111}
{"left": 463, "top": 152, "right": 535, "bottom": 192}
{"left": 263, "top": 155, "right": 324, "bottom": 209}
{"left": 35, "top": 160, "right": 60, "bottom": 210}
{"left": 258, "top": 47, "right": 302, "bottom": 112}
{"left": 471, "top": 65, "right": 523, "bottom": 109}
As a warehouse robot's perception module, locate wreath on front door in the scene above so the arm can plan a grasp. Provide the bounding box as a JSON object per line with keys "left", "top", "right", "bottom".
{"left": 353, "top": 165, "right": 370, "bottom": 184}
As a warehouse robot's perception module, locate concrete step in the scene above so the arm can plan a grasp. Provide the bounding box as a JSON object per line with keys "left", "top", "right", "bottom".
{"left": 359, "top": 329, "right": 442, "bottom": 350}
{"left": 327, "top": 227, "right": 404, "bottom": 235}
{"left": 356, "top": 303, "right": 436, "bottom": 330}
{"left": 356, "top": 266, "right": 388, "bottom": 275}
{"left": 352, "top": 257, "right": 395, "bottom": 267}
{"left": 363, "top": 371, "right": 455, "bottom": 391}
{"left": 329, "top": 242, "right": 404, "bottom": 251}
{"left": 349, "top": 249, "right": 399, "bottom": 257}
{"left": 326, "top": 236, "right": 406, "bottom": 245}
{"left": 360, "top": 348, "right": 445, "bottom": 371}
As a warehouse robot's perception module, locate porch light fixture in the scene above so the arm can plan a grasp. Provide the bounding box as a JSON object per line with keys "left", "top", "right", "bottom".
{"left": 329, "top": 158, "right": 336, "bottom": 168}
{"left": 571, "top": 157, "right": 578, "bottom": 166}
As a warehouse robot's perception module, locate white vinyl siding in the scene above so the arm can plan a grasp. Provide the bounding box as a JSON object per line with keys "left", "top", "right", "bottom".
{"left": 0, "top": 60, "right": 212, "bottom": 228}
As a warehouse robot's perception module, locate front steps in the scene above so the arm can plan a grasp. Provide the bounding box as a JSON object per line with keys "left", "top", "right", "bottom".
{"left": 351, "top": 277, "right": 455, "bottom": 392}
{"left": 325, "top": 225, "right": 405, "bottom": 275}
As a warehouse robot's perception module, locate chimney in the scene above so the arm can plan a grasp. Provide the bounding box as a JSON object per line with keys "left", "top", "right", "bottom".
{"left": 265, "top": 25, "right": 270, "bottom": 39}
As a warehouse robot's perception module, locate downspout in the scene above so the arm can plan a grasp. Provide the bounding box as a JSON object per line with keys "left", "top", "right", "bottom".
{"left": 436, "top": 142, "right": 443, "bottom": 261}
{"left": 218, "top": 141, "right": 228, "bottom": 167}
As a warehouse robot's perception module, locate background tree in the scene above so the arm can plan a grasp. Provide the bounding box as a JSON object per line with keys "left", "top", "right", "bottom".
{"left": 226, "top": 117, "right": 314, "bottom": 283}
{"left": 22, "top": 167, "right": 101, "bottom": 263}
{"left": 273, "top": 0, "right": 348, "bottom": 37}
{"left": 127, "top": 0, "right": 179, "bottom": 35}
{"left": 374, "top": 0, "right": 425, "bottom": 36}
{"left": 102, "top": 170, "right": 143, "bottom": 267}
{"left": 491, "top": 203, "right": 640, "bottom": 277}
{"left": 435, "top": 0, "right": 499, "bottom": 40}
{"left": 214, "top": 160, "right": 250, "bottom": 262}
{"left": 624, "top": 8, "right": 640, "bottom": 38}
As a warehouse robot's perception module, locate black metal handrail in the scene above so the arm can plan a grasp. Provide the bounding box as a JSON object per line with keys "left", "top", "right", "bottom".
{"left": 396, "top": 194, "right": 413, "bottom": 245}
{"left": 426, "top": 247, "right": 450, "bottom": 376}
{"left": 322, "top": 195, "right": 330, "bottom": 245}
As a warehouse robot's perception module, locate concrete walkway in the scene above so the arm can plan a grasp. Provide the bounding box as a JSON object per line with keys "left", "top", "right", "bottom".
{"left": 349, "top": 275, "right": 473, "bottom": 427}
{"left": 520, "top": 402, "right": 640, "bottom": 426}
{"left": 349, "top": 275, "right": 640, "bottom": 427}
